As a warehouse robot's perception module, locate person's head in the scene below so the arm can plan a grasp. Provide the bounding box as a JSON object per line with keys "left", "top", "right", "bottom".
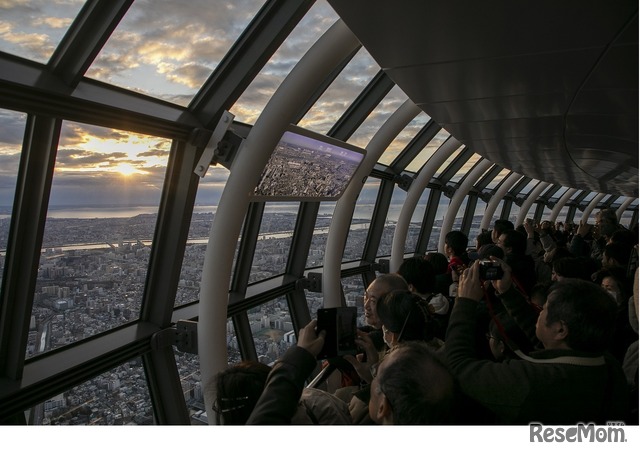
{"left": 594, "top": 209, "right": 619, "bottom": 239}
{"left": 530, "top": 281, "right": 552, "bottom": 309}
{"left": 369, "top": 341, "right": 456, "bottom": 424}
{"left": 475, "top": 230, "right": 493, "bottom": 250}
{"left": 608, "top": 229, "right": 636, "bottom": 247}
{"left": 595, "top": 266, "right": 630, "bottom": 306}
{"left": 424, "top": 251, "right": 449, "bottom": 275}
{"left": 377, "top": 290, "right": 436, "bottom": 349}
{"left": 535, "top": 279, "right": 617, "bottom": 351}
{"left": 212, "top": 361, "right": 272, "bottom": 424}
{"left": 364, "top": 274, "right": 409, "bottom": 328}
{"left": 397, "top": 256, "right": 435, "bottom": 295}
{"left": 498, "top": 229, "right": 527, "bottom": 256}
{"left": 552, "top": 256, "right": 594, "bottom": 282}
{"left": 487, "top": 313, "right": 533, "bottom": 361}
{"left": 602, "top": 242, "right": 631, "bottom": 269}
{"left": 477, "top": 243, "right": 504, "bottom": 260}
{"left": 444, "top": 230, "right": 468, "bottom": 258}
{"left": 492, "top": 219, "right": 514, "bottom": 243}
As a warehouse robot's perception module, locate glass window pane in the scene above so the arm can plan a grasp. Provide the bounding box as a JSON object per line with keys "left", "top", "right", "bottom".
{"left": 557, "top": 205, "right": 570, "bottom": 223}
{"left": 376, "top": 185, "right": 407, "bottom": 258}
{"left": 86, "top": 0, "right": 265, "bottom": 106}
{"left": 173, "top": 349, "right": 208, "bottom": 425}
{"left": 452, "top": 195, "right": 469, "bottom": 231}
{"left": 232, "top": 1, "right": 338, "bottom": 124}
{"left": 451, "top": 154, "right": 483, "bottom": 184}
{"left": 405, "top": 188, "right": 431, "bottom": 254}
{"left": 250, "top": 203, "right": 297, "bottom": 283}
{"left": 28, "top": 122, "right": 170, "bottom": 359}
{"left": 620, "top": 209, "right": 635, "bottom": 228}
{"left": 379, "top": 112, "right": 432, "bottom": 166}
{"left": 344, "top": 177, "right": 378, "bottom": 261}
{"left": 349, "top": 85, "right": 409, "bottom": 150}
{"left": 342, "top": 275, "right": 366, "bottom": 327}
{"left": 0, "top": 109, "right": 25, "bottom": 292}
{"left": 432, "top": 142, "right": 466, "bottom": 179}
{"left": 490, "top": 200, "right": 506, "bottom": 227}
{"left": 484, "top": 168, "right": 511, "bottom": 191}
{"left": 307, "top": 201, "right": 335, "bottom": 269}
{"left": 300, "top": 47, "right": 379, "bottom": 134}
{"left": 175, "top": 165, "right": 230, "bottom": 306}
{"left": 468, "top": 200, "right": 487, "bottom": 243}
{"left": 250, "top": 298, "right": 294, "bottom": 364}
{"left": 0, "top": 0, "right": 85, "bottom": 63}
{"left": 519, "top": 179, "right": 540, "bottom": 195}
{"left": 431, "top": 194, "right": 451, "bottom": 251}
{"left": 28, "top": 357, "right": 153, "bottom": 425}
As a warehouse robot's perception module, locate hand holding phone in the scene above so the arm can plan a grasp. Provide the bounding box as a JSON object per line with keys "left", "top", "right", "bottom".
{"left": 315, "top": 307, "right": 358, "bottom": 360}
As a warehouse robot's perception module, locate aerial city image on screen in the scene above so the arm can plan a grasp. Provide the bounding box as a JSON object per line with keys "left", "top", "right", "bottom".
{"left": 253, "top": 130, "right": 364, "bottom": 199}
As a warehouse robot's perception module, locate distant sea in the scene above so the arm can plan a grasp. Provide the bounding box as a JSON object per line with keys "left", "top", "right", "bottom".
{"left": 38, "top": 202, "right": 455, "bottom": 223}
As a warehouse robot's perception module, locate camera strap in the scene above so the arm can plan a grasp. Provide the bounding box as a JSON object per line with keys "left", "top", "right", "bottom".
{"left": 482, "top": 285, "right": 519, "bottom": 353}
{"left": 510, "top": 274, "right": 542, "bottom": 313}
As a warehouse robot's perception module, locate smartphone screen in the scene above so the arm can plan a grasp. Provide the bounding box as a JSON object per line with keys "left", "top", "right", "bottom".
{"left": 316, "top": 307, "right": 357, "bottom": 359}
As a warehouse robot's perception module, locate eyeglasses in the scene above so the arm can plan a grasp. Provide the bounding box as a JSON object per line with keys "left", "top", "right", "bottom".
{"left": 364, "top": 291, "right": 378, "bottom": 303}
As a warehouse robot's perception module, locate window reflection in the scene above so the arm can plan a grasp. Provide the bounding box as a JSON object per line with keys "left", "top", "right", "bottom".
{"left": 28, "top": 357, "right": 153, "bottom": 425}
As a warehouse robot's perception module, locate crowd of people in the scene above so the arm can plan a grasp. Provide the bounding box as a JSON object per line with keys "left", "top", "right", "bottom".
{"left": 210, "top": 209, "right": 638, "bottom": 425}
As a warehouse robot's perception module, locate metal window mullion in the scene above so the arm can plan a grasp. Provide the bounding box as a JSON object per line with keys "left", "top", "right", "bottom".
{"left": 415, "top": 188, "right": 442, "bottom": 254}
{"left": 293, "top": 47, "right": 362, "bottom": 126}
{"left": 142, "top": 347, "right": 190, "bottom": 424}
{"left": 390, "top": 120, "right": 440, "bottom": 172}
{"left": 0, "top": 115, "right": 60, "bottom": 381}
{"left": 190, "top": 0, "right": 315, "bottom": 126}
{"left": 460, "top": 192, "right": 479, "bottom": 234}
{"left": 437, "top": 147, "right": 473, "bottom": 184}
{"left": 141, "top": 141, "right": 200, "bottom": 326}
{"left": 327, "top": 70, "right": 394, "bottom": 141}
{"left": 48, "top": 0, "right": 133, "bottom": 87}
{"left": 231, "top": 202, "right": 265, "bottom": 294}
{"left": 363, "top": 179, "right": 394, "bottom": 263}
{"left": 286, "top": 202, "right": 319, "bottom": 276}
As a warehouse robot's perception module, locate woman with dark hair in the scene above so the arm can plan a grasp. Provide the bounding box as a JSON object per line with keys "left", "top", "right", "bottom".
{"left": 552, "top": 256, "right": 598, "bottom": 282}
{"left": 376, "top": 289, "right": 443, "bottom": 351}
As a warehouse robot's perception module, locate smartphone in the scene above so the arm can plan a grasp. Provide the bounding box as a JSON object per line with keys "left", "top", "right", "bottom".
{"left": 316, "top": 307, "right": 358, "bottom": 359}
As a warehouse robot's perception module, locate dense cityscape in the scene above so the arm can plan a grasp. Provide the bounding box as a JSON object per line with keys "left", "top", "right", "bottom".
{"left": 0, "top": 209, "right": 438, "bottom": 425}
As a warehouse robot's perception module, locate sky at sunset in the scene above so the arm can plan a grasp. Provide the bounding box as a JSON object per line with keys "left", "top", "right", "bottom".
{"left": 0, "top": 0, "right": 480, "bottom": 213}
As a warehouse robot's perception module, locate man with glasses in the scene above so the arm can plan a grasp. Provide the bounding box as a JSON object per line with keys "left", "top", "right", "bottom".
{"left": 447, "top": 258, "right": 629, "bottom": 424}
{"left": 339, "top": 273, "right": 409, "bottom": 422}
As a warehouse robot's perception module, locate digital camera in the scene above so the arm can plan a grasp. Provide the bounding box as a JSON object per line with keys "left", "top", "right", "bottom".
{"left": 478, "top": 260, "right": 504, "bottom": 280}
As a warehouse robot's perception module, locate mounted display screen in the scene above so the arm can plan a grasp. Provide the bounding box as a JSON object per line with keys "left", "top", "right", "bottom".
{"left": 250, "top": 124, "right": 366, "bottom": 201}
